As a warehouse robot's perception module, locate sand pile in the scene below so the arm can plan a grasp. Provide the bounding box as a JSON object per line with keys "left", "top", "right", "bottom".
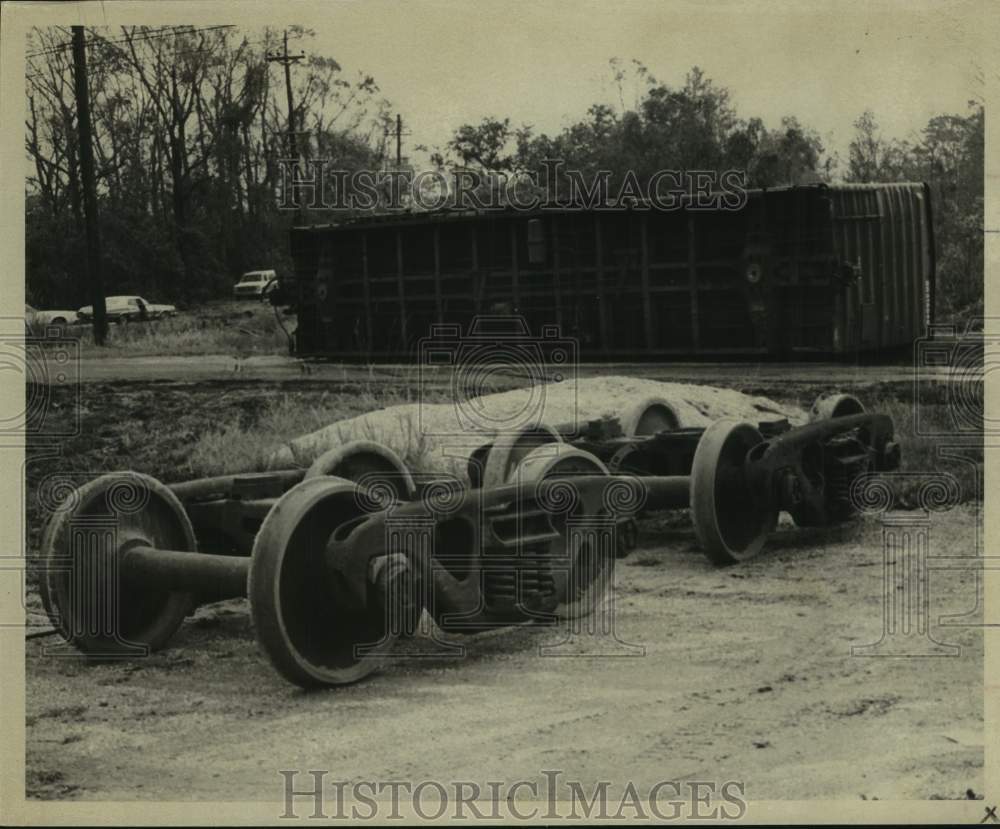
{"left": 267, "top": 376, "right": 807, "bottom": 480}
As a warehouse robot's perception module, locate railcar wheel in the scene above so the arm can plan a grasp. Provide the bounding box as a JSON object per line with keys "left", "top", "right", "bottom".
{"left": 511, "top": 444, "right": 613, "bottom": 619}
{"left": 305, "top": 440, "right": 416, "bottom": 501}
{"left": 808, "top": 392, "right": 865, "bottom": 423}
{"left": 481, "top": 423, "right": 563, "bottom": 489}
{"left": 39, "top": 472, "right": 197, "bottom": 655}
{"left": 621, "top": 396, "right": 681, "bottom": 437}
{"left": 690, "top": 420, "right": 777, "bottom": 565}
{"left": 248, "top": 477, "right": 398, "bottom": 688}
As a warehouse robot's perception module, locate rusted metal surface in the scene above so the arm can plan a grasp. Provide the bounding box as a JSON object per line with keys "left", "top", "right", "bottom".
{"left": 290, "top": 183, "right": 935, "bottom": 359}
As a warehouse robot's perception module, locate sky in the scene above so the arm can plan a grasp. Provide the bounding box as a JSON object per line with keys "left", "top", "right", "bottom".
{"left": 302, "top": 0, "right": 986, "bottom": 171}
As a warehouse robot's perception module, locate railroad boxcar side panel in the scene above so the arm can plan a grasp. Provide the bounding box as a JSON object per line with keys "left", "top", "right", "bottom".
{"left": 290, "top": 183, "right": 935, "bottom": 360}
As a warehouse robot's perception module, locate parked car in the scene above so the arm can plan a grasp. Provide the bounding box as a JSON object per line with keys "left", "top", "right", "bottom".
{"left": 233, "top": 270, "right": 279, "bottom": 300}
{"left": 77, "top": 295, "right": 177, "bottom": 323}
{"left": 25, "top": 303, "right": 78, "bottom": 328}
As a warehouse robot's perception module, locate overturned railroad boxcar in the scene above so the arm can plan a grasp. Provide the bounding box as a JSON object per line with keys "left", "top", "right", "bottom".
{"left": 289, "top": 182, "right": 934, "bottom": 359}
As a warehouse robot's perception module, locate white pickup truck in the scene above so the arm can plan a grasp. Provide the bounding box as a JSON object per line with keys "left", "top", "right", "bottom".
{"left": 233, "top": 270, "right": 279, "bottom": 300}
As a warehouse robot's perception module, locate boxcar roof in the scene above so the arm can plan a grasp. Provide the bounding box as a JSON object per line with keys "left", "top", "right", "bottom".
{"left": 291, "top": 181, "right": 928, "bottom": 234}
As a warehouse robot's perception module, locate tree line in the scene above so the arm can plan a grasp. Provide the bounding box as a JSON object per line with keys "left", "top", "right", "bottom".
{"left": 26, "top": 35, "right": 982, "bottom": 319}
{"left": 26, "top": 25, "right": 390, "bottom": 308}
{"left": 426, "top": 62, "right": 983, "bottom": 319}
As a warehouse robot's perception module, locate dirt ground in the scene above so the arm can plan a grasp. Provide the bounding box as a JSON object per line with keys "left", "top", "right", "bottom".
{"left": 22, "top": 377, "right": 985, "bottom": 802}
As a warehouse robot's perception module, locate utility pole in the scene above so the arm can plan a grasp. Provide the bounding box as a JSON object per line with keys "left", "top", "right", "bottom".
{"left": 383, "top": 114, "right": 410, "bottom": 168}
{"left": 396, "top": 114, "right": 402, "bottom": 167}
{"left": 71, "top": 26, "right": 107, "bottom": 346}
{"left": 267, "top": 31, "right": 306, "bottom": 205}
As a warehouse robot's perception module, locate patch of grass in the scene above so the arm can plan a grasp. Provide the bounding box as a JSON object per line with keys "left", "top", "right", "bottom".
{"left": 862, "top": 389, "right": 982, "bottom": 506}
{"left": 184, "top": 382, "right": 439, "bottom": 477}
{"left": 68, "top": 302, "right": 293, "bottom": 358}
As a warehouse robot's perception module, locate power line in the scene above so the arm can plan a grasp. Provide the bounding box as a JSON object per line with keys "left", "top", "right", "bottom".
{"left": 29, "top": 24, "right": 226, "bottom": 57}
{"left": 28, "top": 25, "right": 190, "bottom": 58}
{"left": 26, "top": 28, "right": 270, "bottom": 82}
{"left": 26, "top": 25, "right": 235, "bottom": 59}
{"left": 27, "top": 29, "right": 284, "bottom": 77}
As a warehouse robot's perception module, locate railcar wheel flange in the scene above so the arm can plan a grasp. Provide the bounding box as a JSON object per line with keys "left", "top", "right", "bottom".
{"left": 304, "top": 440, "right": 416, "bottom": 501}
{"left": 808, "top": 392, "right": 865, "bottom": 423}
{"left": 39, "top": 472, "right": 198, "bottom": 655}
{"left": 480, "top": 423, "right": 563, "bottom": 489}
{"left": 248, "top": 476, "right": 399, "bottom": 688}
{"left": 621, "top": 396, "right": 681, "bottom": 437}
{"left": 690, "top": 420, "right": 777, "bottom": 565}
